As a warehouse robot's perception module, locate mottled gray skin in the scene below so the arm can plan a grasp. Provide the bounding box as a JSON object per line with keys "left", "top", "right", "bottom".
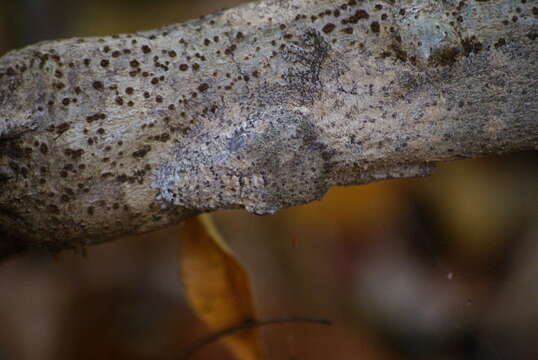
{"left": 0, "top": 0, "right": 537, "bottom": 258}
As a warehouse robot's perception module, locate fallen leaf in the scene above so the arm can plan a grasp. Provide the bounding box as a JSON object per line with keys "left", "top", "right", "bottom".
{"left": 178, "top": 214, "right": 263, "bottom": 360}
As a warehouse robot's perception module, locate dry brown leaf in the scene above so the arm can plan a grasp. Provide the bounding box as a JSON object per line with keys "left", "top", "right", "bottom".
{"left": 178, "top": 214, "right": 263, "bottom": 360}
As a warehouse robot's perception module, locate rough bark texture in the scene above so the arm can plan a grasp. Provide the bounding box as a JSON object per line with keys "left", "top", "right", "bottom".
{"left": 0, "top": 0, "right": 537, "bottom": 260}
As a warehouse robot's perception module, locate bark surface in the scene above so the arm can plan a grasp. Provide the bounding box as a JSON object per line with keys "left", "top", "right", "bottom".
{"left": 1, "top": 0, "right": 537, "bottom": 259}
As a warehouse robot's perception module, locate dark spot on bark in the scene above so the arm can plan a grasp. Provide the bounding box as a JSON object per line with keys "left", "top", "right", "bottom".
{"left": 115, "top": 96, "right": 124, "bottom": 105}
{"left": 100, "top": 59, "right": 110, "bottom": 67}
{"left": 62, "top": 98, "right": 70, "bottom": 106}
{"left": 380, "top": 51, "right": 392, "bottom": 59}
{"left": 345, "top": 9, "right": 369, "bottom": 24}
{"left": 224, "top": 44, "right": 237, "bottom": 55}
{"left": 322, "top": 23, "right": 336, "bottom": 34}
{"left": 39, "top": 143, "right": 48, "bottom": 154}
{"left": 116, "top": 174, "right": 128, "bottom": 183}
{"left": 156, "top": 133, "right": 170, "bottom": 142}
{"left": 370, "top": 21, "right": 380, "bottom": 33}
{"left": 64, "top": 148, "right": 84, "bottom": 160}
{"left": 87, "top": 206, "right": 94, "bottom": 215}
{"left": 494, "top": 38, "right": 506, "bottom": 48}
{"left": 132, "top": 145, "right": 151, "bottom": 158}
{"left": 92, "top": 81, "right": 104, "bottom": 90}
{"left": 142, "top": 45, "right": 152, "bottom": 54}
{"left": 198, "top": 83, "right": 209, "bottom": 92}
{"left": 56, "top": 122, "right": 71, "bottom": 135}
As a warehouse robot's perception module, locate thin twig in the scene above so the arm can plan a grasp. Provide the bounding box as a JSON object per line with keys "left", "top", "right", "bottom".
{"left": 178, "top": 316, "right": 332, "bottom": 359}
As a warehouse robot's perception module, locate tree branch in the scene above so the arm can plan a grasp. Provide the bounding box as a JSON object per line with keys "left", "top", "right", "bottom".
{"left": 1, "top": 0, "right": 537, "bottom": 260}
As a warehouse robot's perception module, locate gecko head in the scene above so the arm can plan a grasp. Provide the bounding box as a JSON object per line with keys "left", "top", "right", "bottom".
{"left": 152, "top": 107, "right": 332, "bottom": 214}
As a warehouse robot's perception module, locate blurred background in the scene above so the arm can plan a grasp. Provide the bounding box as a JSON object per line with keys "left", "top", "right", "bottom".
{"left": 1, "top": 1, "right": 537, "bottom": 359}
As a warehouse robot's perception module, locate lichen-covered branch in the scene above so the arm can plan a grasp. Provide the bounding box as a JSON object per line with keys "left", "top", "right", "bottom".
{"left": 1, "top": 0, "right": 537, "bottom": 259}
